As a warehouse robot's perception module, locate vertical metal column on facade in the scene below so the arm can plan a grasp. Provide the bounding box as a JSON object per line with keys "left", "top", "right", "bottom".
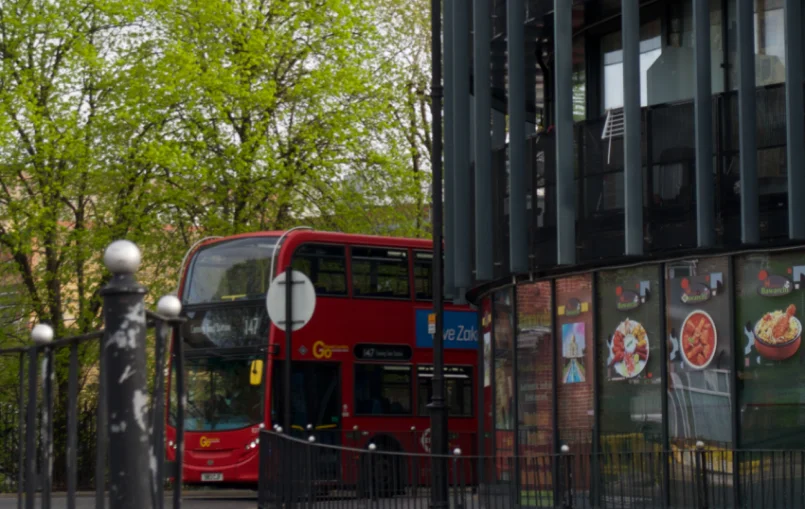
{"left": 737, "top": 0, "right": 760, "bottom": 244}
{"left": 507, "top": 0, "right": 528, "bottom": 273}
{"left": 785, "top": 0, "right": 805, "bottom": 239}
{"left": 444, "top": 0, "right": 456, "bottom": 300}
{"left": 621, "top": 0, "right": 643, "bottom": 255}
{"left": 693, "top": 0, "right": 715, "bottom": 247}
{"left": 453, "top": 0, "right": 472, "bottom": 295}
{"left": 473, "top": 0, "right": 493, "bottom": 281}
{"left": 554, "top": 0, "right": 575, "bottom": 265}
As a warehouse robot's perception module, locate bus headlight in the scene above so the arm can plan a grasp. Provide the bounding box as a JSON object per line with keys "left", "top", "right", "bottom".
{"left": 246, "top": 438, "right": 260, "bottom": 450}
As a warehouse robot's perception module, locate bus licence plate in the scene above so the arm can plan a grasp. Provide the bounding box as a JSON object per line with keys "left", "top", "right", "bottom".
{"left": 201, "top": 473, "right": 223, "bottom": 482}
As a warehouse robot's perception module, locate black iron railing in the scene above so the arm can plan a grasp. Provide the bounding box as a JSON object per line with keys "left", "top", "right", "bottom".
{"left": 0, "top": 240, "right": 186, "bottom": 509}
{"left": 259, "top": 429, "right": 805, "bottom": 509}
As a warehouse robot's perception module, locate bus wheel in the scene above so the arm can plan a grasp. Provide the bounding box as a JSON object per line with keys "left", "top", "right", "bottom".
{"left": 360, "top": 444, "right": 405, "bottom": 498}
{"left": 372, "top": 454, "right": 402, "bottom": 498}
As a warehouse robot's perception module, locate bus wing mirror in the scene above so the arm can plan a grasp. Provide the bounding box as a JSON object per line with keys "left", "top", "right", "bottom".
{"left": 250, "top": 359, "right": 264, "bottom": 386}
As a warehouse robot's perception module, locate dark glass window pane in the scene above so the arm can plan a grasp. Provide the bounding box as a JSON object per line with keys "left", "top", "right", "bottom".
{"left": 417, "top": 365, "right": 473, "bottom": 417}
{"left": 597, "top": 266, "right": 663, "bottom": 453}
{"left": 291, "top": 244, "right": 347, "bottom": 296}
{"left": 351, "top": 247, "right": 409, "bottom": 299}
{"left": 355, "top": 364, "right": 412, "bottom": 415}
{"left": 736, "top": 252, "right": 805, "bottom": 450}
{"left": 414, "top": 251, "right": 434, "bottom": 300}
{"left": 184, "top": 237, "right": 278, "bottom": 305}
{"left": 665, "top": 254, "right": 732, "bottom": 509}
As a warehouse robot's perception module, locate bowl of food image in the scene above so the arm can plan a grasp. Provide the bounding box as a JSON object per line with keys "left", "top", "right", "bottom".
{"left": 608, "top": 319, "right": 649, "bottom": 378}
{"left": 753, "top": 304, "right": 802, "bottom": 361}
{"left": 679, "top": 310, "right": 717, "bottom": 370}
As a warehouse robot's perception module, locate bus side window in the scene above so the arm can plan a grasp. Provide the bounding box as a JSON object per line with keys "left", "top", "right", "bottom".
{"left": 417, "top": 365, "right": 473, "bottom": 417}
{"left": 352, "top": 247, "right": 409, "bottom": 299}
{"left": 291, "top": 244, "right": 348, "bottom": 296}
{"left": 414, "top": 250, "right": 443, "bottom": 301}
{"left": 354, "top": 364, "right": 412, "bottom": 416}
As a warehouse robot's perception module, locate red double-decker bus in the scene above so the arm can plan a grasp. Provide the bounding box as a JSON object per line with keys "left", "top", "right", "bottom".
{"left": 165, "top": 229, "right": 479, "bottom": 486}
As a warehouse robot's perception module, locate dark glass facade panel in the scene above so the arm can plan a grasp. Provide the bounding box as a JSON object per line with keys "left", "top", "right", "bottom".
{"left": 516, "top": 282, "right": 553, "bottom": 457}
{"left": 665, "top": 257, "right": 733, "bottom": 448}
{"left": 493, "top": 288, "right": 515, "bottom": 483}
{"left": 597, "top": 265, "right": 663, "bottom": 452}
{"left": 736, "top": 252, "right": 805, "bottom": 450}
{"left": 555, "top": 275, "right": 595, "bottom": 449}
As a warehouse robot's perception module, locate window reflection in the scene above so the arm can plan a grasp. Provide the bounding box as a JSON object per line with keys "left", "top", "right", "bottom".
{"left": 726, "top": 0, "right": 786, "bottom": 88}
{"left": 601, "top": 20, "right": 662, "bottom": 111}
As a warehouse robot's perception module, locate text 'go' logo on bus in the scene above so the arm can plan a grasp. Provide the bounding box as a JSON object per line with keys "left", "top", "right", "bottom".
{"left": 199, "top": 436, "right": 220, "bottom": 448}
{"left": 312, "top": 340, "right": 348, "bottom": 359}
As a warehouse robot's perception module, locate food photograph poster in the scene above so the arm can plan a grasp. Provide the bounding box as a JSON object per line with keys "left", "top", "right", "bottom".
{"left": 736, "top": 252, "right": 805, "bottom": 448}
{"left": 598, "top": 267, "right": 661, "bottom": 384}
{"left": 666, "top": 258, "right": 731, "bottom": 373}
{"left": 664, "top": 257, "right": 732, "bottom": 447}
{"left": 597, "top": 265, "right": 662, "bottom": 441}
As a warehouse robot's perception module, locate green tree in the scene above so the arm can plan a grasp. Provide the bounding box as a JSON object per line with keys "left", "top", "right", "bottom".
{"left": 0, "top": 0, "right": 183, "bottom": 338}
{"left": 155, "top": 0, "right": 427, "bottom": 238}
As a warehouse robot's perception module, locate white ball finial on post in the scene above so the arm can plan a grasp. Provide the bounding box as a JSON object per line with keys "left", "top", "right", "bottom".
{"left": 103, "top": 240, "right": 141, "bottom": 274}
{"left": 157, "top": 295, "right": 182, "bottom": 318}
{"left": 31, "top": 323, "right": 54, "bottom": 345}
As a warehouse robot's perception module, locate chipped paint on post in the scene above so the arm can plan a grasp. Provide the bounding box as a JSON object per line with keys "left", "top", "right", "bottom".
{"left": 101, "top": 241, "right": 153, "bottom": 509}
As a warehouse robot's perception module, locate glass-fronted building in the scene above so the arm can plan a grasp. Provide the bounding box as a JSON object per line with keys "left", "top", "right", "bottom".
{"left": 444, "top": 0, "right": 805, "bottom": 500}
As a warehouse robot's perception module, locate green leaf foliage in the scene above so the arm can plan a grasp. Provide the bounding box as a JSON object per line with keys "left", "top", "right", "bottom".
{"left": 0, "top": 0, "right": 431, "bottom": 344}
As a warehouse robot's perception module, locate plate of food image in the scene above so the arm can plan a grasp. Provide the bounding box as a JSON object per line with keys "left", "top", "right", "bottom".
{"left": 608, "top": 318, "right": 649, "bottom": 378}
{"left": 679, "top": 310, "right": 717, "bottom": 369}
{"left": 753, "top": 304, "right": 802, "bottom": 361}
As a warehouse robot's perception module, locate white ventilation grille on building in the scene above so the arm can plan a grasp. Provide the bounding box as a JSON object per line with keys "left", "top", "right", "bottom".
{"left": 601, "top": 107, "right": 625, "bottom": 165}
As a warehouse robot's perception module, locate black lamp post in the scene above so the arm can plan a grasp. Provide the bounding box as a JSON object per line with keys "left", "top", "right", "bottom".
{"left": 428, "top": 0, "right": 448, "bottom": 507}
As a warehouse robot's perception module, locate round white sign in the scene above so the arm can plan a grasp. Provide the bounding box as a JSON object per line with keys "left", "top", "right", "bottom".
{"left": 266, "top": 270, "right": 316, "bottom": 332}
{"left": 420, "top": 428, "right": 431, "bottom": 452}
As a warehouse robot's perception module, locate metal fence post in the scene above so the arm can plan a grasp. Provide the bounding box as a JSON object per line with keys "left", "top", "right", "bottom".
{"left": 23, "top": 344, "right": 36, "bottom": 509}
{"left": 695, "top": 441, "right": 708, "bottom": 509}
{"left": 560, "top": 444, "right": 573, "bottom": 509}
{"left": 101, "top": 240, "right": 153, "bottom": 509}
{"left": 153, "top": 295, "right": 182, "bottom": 509}
{"left": 41, "top": 341, "right": 54, "bottom": 509}
{"left": 16, "top": 351, "right": 25, "bottom": 509}
{"left": 307, "top": 436, "right": 315, "bottom": 509}
{"left": 452, "top": 448, "right": 464, "bottom": 509}
{"left": 368, "top": 443, "right": 376, "bottom": 507}
{"left": 28, "top": 324, "right": 52, "bottom": 509}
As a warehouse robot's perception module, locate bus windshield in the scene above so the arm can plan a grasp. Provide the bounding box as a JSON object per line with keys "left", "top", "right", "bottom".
{"left": 172, "top": 354, "right": 264, "bottom": 432}
{"left": 184, "top": 237, "right": 278, "bottom": 305}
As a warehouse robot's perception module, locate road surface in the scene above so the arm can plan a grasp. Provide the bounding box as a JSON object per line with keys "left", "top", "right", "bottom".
{"left": 0, "top": 492, "right": 260, "bottom": 509}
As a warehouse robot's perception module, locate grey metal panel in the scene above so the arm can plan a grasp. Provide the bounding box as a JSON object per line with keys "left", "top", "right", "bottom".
{"left": 737, "top": 0, "right": 759, "bottom": 244}
{"left": 474, "top": 0, "right": 493, "bottom": 281}
{"left": 622, "top": 0, "right": 643, "bottom": 255}
{"left": 445, "top": 0, "right": 456, "bottom": 300}
{"left": 454, "top": 0, "right": 471, "bottom": 296}
{"left": 508, "top": 0, "right": 528, "bottom": 273}
{"left": 786, "top": 0, "right": 805, "bottom": 239}
{"left": 694, "top": 0, "right": 715, "bottom": 247}
{"left": 554, "top": 0, "right": 575, "bottom": 265}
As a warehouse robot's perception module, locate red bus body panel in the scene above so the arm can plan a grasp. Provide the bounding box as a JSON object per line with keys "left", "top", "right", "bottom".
{"left": 166, "top": 230, "right": 479, "bottom": 486}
